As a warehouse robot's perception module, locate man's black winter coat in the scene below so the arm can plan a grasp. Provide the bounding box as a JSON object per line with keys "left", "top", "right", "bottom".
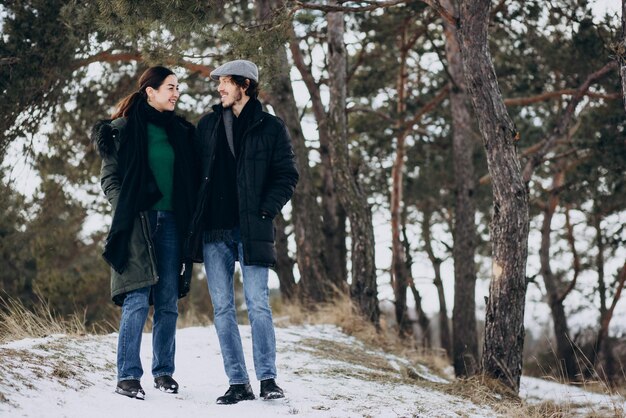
{"left": 187, "top": 99, "right": 299, "bottom": 266}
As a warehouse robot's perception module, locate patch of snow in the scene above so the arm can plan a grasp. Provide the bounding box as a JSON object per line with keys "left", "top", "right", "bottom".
{"left": 520, "top": 376, "right": 625, "bottom": 416}
{"left": 0, "top": 325, "right": 622, "bottom": 417}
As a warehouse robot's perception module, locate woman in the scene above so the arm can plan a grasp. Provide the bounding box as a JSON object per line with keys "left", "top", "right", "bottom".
{"left": 91, "top": 66, "right": 197, "bottom": 400}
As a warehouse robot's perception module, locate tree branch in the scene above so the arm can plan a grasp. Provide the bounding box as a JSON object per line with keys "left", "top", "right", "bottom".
{"left": 602, "top": 260, "right": 626, "bottom": 333}
{"left": 288, "top": 27, "right": 327, "bottom": 125}
{"left": 490, "top": 0, "right": 507, "bottom": 18}
{"left": 521, "top": 61, "right": 617, "bottom": 183}
{"left": 347, "top": 105, "right": 394, "bottom": 123}
{"left": 291, "top": 0, "right": 456, "bottom": 25}
{"left": 73, "top": 51, "right": 213, "bottom": 78}
{"left": 180, "top": 62, "right": 213, "bottom": 78}
{"left": 0, "top": 57, "right": 20, "bottom": 66}
{"left": 347, "top": 44, "right": 368, "bottom": 83}
{"left": 420, "top": 0, "right": 456, "bottom": 25}
{"left": 504, "top": 89, "right": 620, "bottom": 106}
{"left": 73, "top": 51, "right": 142, "bottom": 68}
{"left": 479, "top": 115, "right": 583, "bottom": 186}
{"left": 402, "top": 83, "right": 450, "bottom": 130}
{"left": 556, "top": 205, "right": 582, "bottom": 303}
{"left": 292, "top": 0, "right": 406, "bottom": 13}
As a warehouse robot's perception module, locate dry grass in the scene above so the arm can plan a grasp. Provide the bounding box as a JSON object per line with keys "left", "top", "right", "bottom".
{"left": 176, "top": 303, "right": 213, "bottom": 329}
{"left": 298, "top": 337, "right": 406, "bottom": 383}
{"left": 522, "top": 338, "right": 626, "bottom": 416}
{"left": 435, "top": 375, "right": 626, "bottom": 418}
{"left": 0, "top": 295, "right": 93, "bottom": 343}
{"left": 434, "top": 376, "right": 538, "bottom": 417}
{"left": 275, "top": 292, "right": 450, "bottom": 378}
{"left": 274, "top": 292, "right": 378, "bottom": 337}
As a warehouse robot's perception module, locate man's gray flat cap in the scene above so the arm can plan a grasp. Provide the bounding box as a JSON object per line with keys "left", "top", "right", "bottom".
{"left": 210, "top": 60, "right": 259, "bottom": 82}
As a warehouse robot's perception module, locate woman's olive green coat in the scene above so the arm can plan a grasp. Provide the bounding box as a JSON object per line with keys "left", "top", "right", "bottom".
{"left": 94, "top": 118, "right": 192, "bottom": 306}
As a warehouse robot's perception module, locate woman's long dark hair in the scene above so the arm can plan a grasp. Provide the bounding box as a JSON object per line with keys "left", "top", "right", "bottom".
{"left": 112, "top": 66, "right": 175, "bottom": 119}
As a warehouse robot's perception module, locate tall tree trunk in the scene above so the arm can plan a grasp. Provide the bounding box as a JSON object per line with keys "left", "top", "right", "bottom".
{"left": 409, "top": 281, "right": 432, "bottom": 348}
{"left": 256, "top": 0, "right": 334, "bottom": 303}
{"left": 422, "top": 206, "right": 452, "bottom": 357}
{"left": 442, "top": 0, "right": 479, "bottom": 377}
{"left": 591, "top": 207, "right": 607, "bottom": 370}
{"left": 320, "top": 125, "right": 348, "bottom": 290}
{"left": 620, "top": 0, "right": 626, "bottom": 111}
{"left": 458, "top": 0, "right": 530, "bottom": 393}
{"left": 434, "top": 276, "right": 452, "bottom": 357}
{"left": 274, "top": 213, "right": 297, "bottom": 302}
{"left": 288, "top": 28, "right": 348, "bottom": 289}
{"left": 392, "top": 161, "right": 411, "bottom": 337}
{"left": 402, "top": 211, "right": 430, "bottom": 347}
{"left": 323, "top": 183, "right": 348, "bottom": 290}
{"left": 590, "top": 205, "right": 620, "bottom": 385}
{"left": 594, "top": 258, "right": 626, "bottom": 386}
{"left": 539, "top": 172, "right": 579, "bottom": 381}
{"left": 391, "top": 28, "right": 412, "bottom": 338}
{"left": 327, "top": 6, "right": 380, "bottom": 325}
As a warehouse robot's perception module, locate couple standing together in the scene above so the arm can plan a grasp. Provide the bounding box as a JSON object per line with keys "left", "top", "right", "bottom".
{"left": 92, "top": 60, "right": 299, "bottom": 403}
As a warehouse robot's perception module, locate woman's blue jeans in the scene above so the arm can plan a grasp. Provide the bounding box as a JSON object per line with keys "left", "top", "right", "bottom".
{"left": 117, "top": 210, "right": 179, "bottom": 382}
{"left": 203, "top": 227, "right": 277, "bottom": 385}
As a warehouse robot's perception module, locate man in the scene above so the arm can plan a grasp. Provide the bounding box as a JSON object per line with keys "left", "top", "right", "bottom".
{"left": 188, "top": 59, "right": 299, "bottom": 404}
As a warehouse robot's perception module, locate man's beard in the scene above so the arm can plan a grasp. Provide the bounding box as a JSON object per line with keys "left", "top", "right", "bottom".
{"left": 222, "top": 90, "right": 243, "bottom": 108}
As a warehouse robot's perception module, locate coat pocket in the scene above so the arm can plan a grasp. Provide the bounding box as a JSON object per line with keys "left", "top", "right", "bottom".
{"left": 250, "top": 213, "right": 275, "bottom": 243}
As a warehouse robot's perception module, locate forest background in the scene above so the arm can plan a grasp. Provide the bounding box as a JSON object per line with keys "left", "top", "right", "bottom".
{"left": 0, "top": 0, "right": 624, "bottom": 395}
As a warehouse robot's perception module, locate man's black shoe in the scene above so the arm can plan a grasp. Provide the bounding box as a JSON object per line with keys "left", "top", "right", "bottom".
{"left": 154, "top": 375, "right": 179, "bottom": 393}
{"left": 115, "top": 379, "right": 145, "bottom": 400}
{"left": 260, "top": 379, "right": 285, "bottom": 400}
{"left": 216, "top": 383, "right": 256, "bottom": 405}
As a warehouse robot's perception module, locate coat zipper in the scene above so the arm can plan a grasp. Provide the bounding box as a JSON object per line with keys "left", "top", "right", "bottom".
{"left": 237, "top": 116, "right": 265, "bottom": 263}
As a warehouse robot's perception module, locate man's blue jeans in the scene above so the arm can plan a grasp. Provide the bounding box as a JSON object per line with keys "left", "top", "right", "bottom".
{"left": 117, "top": 210, "right": 179, "bottom": 381}
{"left": 203, "top": 228, "right": 277, "bottom": 385}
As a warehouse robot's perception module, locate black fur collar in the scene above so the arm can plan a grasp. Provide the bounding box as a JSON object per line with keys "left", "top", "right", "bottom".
{"left": 91, "top": 119, "right": 114, "bottom": 158}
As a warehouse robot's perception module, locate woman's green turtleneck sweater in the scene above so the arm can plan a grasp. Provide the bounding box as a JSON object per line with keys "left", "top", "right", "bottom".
{"left": 147, "top": 123, "right": 174, "bottom": 211}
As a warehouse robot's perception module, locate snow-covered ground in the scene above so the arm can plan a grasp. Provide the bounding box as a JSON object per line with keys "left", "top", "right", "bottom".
{"left": 520, "top": 376, "right": 624, "bottom": 417}
{"left": 0, "top": 324, "right": 623, "bottom": 417}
